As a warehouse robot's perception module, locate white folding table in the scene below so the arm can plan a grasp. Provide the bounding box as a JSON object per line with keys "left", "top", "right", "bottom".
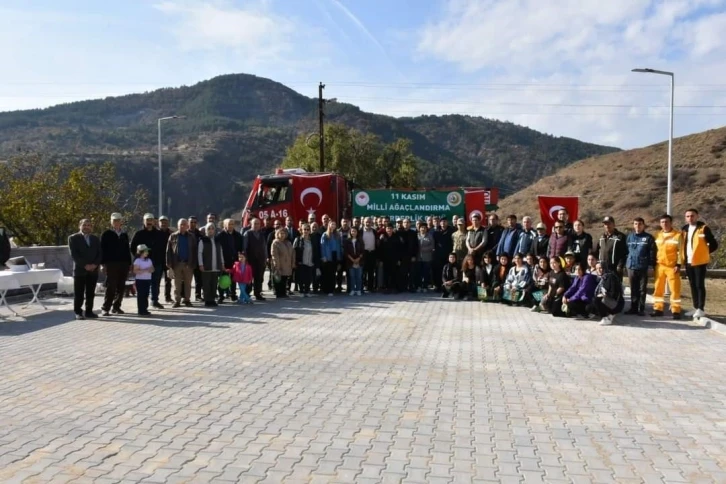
{"left": 8, "top": 269, "right": 64, "bottom": 310}
{"left": 0, "top": 272, "right": 21, "bottom": 317}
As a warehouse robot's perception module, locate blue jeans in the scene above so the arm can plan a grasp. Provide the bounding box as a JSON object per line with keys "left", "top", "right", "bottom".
{"left": 151, "top": 264, "right": 163, "bottom": 303}
{"left": 237, "top": 283, "right": 252, "bottom": 303}
{"left": 136, "top": 279, "right": 151, "bottom": 314}
{"left": 348, "top": 266, "right": 363, "bottom": 293}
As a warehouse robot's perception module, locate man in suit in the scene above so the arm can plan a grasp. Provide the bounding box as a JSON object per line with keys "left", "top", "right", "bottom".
{"left": 68, "top": 218, "right": 103, "bottom": 320}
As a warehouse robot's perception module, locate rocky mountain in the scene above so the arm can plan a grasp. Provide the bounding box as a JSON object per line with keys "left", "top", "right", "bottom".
{"left": 0, "top": 73, "right": 619, "bottom": 218}
{"left": 497, "top": 126, "right": 726, "bottom": 232}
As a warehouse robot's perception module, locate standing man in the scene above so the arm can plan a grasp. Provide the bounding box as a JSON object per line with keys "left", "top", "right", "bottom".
{"left": 651, "top": 214, "right": 684, "bottom": 320}
{"left": 188, "top": 216, "right": 203, "bottom": 301}
{"left": 131, "top": 213, "right": 166, "bottom": 309}
{"left": 0, "top": 223, "right": 10, "bottom": 267}
{"left": 100, "top": 213, "right": 131, "bottom": 316}
{"left": 483, "top": 214, "right": 503, "bottom": 254}
{"left": 398, "top": 218, "right": 418, "bottom": 292}
{"left": 624, "top": 217, "right": 656, "bottom": 316}
{"left": 533, "top": 222, "right": 549, "bottom": 259}
{"left": 243, "top": 218, "right": 268, "bottom": 301}
{"left": 166, "top": 218, "right": 197, "bottom": 308}
{"left": 682, "top": 209, "right": 719, "bottom": 319}
{"left": 68, "top": 219, "right": 102, "bottom": 320}
{"left": 548, "top": 221, "right": 571, "bottom": 259}
{"left": 595, "top": 216, "right": 627, "bottom": 278}
{"left": 570, "top": 220, "right": 593, "bottom": 267}
{"left": 496, "top": 214, "right": 521, "bottom": 258}
{"left": 466, "top": 213, "right": 487, "bottom": 265}
{"left": 556, "top": 208, "right": 574, "bottom": 234}
{"left": 361, "top": 217, "right": 378, "bottom": 293}
{"left": 158, "top": 215, "right": 173, "bottom": 303}
{"left": 433, "top": 218, "right": 454, "bottom": 292}
{"left": 216, "top": 219, "right": 243, "bottom": 303}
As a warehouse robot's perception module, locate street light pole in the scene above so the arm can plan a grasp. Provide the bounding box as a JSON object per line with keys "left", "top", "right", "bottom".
{"left": 157, "top": 115, "right": 185, "bottom": 216}
{"left": 632, "top": 68, "right": 675, "bottom": 215}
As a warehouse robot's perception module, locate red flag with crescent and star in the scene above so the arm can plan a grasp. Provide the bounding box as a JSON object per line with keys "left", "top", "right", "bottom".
{"left": 464, "top": 190, "right": 487, "bottom": 224}
{"left": 538, "top": 195, "right": 579, "bottom": 231}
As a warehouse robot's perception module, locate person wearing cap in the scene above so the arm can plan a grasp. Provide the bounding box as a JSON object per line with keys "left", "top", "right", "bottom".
{"left": 595, "top": 216, "right": 627, "bottom": 278}
{"left": 514, "top": 216, "right": 537, "bottom": 257}
{"left": 130, "top": 213, "right": 167, "bottom": 309}
{"left": 452, "top": 218, "right": 468, "bottom": 264}
{"left": 158, "top": 215, "right": 173, "bottom": 304}
{"left": 569, "top": 220, "right": 593, "bottom": 268}
{"left": 132, "top": 244, "right": 154, "bottom": 316}
{"left": 624, "top": 217, "right": 657, "bottom": 317}
{"left": 682, "top": 208, "right": 719, "bottom": 319}
{"left": 533, "top": 222, "right": 550, "bottom": 259}
{"left": 68, "top": 219, "right": 103, "bottom": 320}
{"left": 563, "top": 251, "right": 577, "bottom": 279}
{"left": 188, "top": 216, "right": 203, "bottom": 301}
{"left": 100, "top": 213, "right": 132, "bottom": 316}
{"left": 166, "top": 218, "right": 198, "bottom": 308}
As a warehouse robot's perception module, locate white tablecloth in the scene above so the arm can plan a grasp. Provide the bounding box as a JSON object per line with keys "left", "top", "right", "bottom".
{"left": 0, "top": 272, "right": 21, "bottom": 291}
{"left": 3, "top": 269, "right": 63, "bottom": 287}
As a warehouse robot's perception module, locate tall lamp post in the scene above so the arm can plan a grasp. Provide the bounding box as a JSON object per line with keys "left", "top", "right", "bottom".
{"left": 157, "top": 115, "right": 186, "bottom": 216}
{"left": 631, "top": 68, "right": 674, "bottom": 215}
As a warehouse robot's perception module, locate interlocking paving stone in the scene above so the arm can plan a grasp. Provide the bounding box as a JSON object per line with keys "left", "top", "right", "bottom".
{"left": 1, "top": 293, "right": 726, "bottom": 482}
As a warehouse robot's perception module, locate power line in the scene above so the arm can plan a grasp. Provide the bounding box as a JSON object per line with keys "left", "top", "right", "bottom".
{"left": 337, "top": 97, "right": 726, "bottom": 109}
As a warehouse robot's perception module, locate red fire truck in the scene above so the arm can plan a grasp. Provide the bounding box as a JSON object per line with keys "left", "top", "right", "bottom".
{"left": 242, "top": 168, "right": 498, "bottom": 225}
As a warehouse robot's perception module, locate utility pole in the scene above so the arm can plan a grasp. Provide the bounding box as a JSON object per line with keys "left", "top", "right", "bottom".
{"left": 318, "top": 82, "right": 325, "bottom": 172}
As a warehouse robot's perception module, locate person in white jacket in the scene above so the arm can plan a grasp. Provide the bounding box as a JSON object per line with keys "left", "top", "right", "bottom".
{"left": 503, "top": 252, "right": 531, "bottom": 304}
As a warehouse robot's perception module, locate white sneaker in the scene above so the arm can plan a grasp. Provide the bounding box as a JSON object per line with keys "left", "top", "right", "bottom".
{"left": 599, "top": 316, "right": 612, "bottom": 326}
{"left": 694, "top": 309, "right": 705, "bottom": 319}
{"left": 684, "top": 309, "right": 696, "bottom": 317}
{"left": 530, "top": 305, "right": 539, "bottom": 312}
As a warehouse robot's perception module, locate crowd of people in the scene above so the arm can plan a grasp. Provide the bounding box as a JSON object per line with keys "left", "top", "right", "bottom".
{"left": 66, "top": 207, "right": 719, "bottom": 326}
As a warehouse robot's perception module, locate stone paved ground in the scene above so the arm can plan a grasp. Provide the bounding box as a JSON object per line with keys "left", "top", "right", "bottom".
{"left": 1, "top": 293, "right": 726, "bottom": 484}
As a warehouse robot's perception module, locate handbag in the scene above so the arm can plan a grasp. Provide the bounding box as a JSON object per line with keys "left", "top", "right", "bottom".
{"left": 561, "top": 301, "right": 569, "bottom": 314}
{"left": 602, "top": 295, "right": 618, "bottom": 310}
{"left": 531, "top": 290, "right": 544, "bottom": 302}
{"left": 477, "top": 286, "right": 488, "bottom": 301}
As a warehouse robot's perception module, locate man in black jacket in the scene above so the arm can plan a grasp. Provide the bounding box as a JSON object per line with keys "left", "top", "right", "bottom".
{"left": 433, "top": 218, "right": 454, "bottom": 292}
{"left": 216, "top": 218, "right": 243, "bottom": 302}
{"left": 243, "top": 218, "right": 268, "bottom": 301}
{"left": 130, "top": 213, "right": 167, "bottom": 309}
{"left": 68, "top": 219, "right": 102, "bottom": 320}
{"left": 158, "top": 215, "right": 173, "bottom": 303}
{"left": 595, "top": 216, "right": 628, "bottom": 278}
{"left": 189, "top": 216, "right": 203, "bottom": 301}
{"left": 397, "top": 218, "right": 418, "bottom": 292}
{"left": 483, "top": 214, "right": 503, "bottom": 254}
{"left": 100, "top": 213, "right": 132, "bottom": 316}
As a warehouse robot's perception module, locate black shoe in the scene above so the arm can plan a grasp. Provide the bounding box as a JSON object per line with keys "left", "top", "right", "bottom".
{"left": 218, "top": 298, "right": 225, "bottom": 305}
{"left": 637, "top": 310, "right": 645, "bottom": 317}
{"left": 85, "top": 312, "right": 98, "bottom": 319}
{"left": 183, "top": 300, "right": 193, "bottom": 307}
{"left": 172, "top": 301, "right": 181, "bottom": 308}
{"left": 165, "top": 297, "right": 173, "bottom": 304}
{"left": 75, "top": 313, "right": 85, "bottom": 320}
{"left": 624, "top": 308, "right": 639, "bottom": 315}
{"left": 649, "top": 310, "right": 664, "bottom": 317}
{"left": 152, "top": 302, "right": 164, "bottom": 309}
{"left": 255, "top": 295, "right": 266, "bottom": 301}
{"left": 441, "top": 293, "right": 449, "bottom": 299}
{"left": 204, "top": 302, "right": 213, "bottom": 307}
{"left": 102, "top": 309, "right": 110, "bottom": 316}
{"left": 672, "top": 312, "right": 682, "bottom": 320}
{"left": 195, "top": 294, "right": 202, "bottom": 302}
{"left": 231, "top": 295, "right": 238, "bottom": 302}
{"left": 112, "top": 308, "right": 125, "bottom": 315}
{"left": 210, "top": 302, "right": 218, "bottom": 307}
{"left": 139, "top": 311, "right": 152, "bottom": 316}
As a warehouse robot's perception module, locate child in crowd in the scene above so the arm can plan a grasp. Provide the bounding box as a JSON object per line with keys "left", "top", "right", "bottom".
{"left": 231, "top": 252, "right": 253, "bottom": 305}
{"left": 132, "top": 244, "right": 154, "bottom": 315}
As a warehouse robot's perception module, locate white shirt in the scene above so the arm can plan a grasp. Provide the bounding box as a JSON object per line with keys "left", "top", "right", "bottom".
{"left": 361, "top": 229, "right": 376, "bottom": 251}
{"left": 133, "top": 257, "right": 153, "bottom": 280}
{"left": 687, "top": 224, "right": 696, "bottom": 263}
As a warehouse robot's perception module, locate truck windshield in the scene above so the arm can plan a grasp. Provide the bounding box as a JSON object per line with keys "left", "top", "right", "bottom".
{"left": 253, "top": 181, "right": 290, "bottom": 208}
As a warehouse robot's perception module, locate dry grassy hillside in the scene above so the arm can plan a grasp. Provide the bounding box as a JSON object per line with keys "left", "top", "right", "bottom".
{"left": 497, "top": 126, "right": 726, "bottom": 233}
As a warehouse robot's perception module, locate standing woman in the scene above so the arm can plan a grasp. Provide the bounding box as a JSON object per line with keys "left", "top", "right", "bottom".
{"left": 293, "top": 223, "right": 319, "bottom": 297}
{"left": 271, "top": 227, "right": 295, "bottom": 298}
{"left": 198, "top": 223, "right": 225, "bottom": 307}
{"left": 344, "top": 226, "right": 364, "bottom": 296}
{"left": 320, "top": 221, "right": 342, "bottom": 296}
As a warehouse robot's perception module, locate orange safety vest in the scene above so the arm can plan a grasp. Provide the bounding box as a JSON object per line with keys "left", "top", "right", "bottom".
{"left": 682, "top": 223, "right": 714, "bottom": 266}
{"left": 655, "top": 230, "right": 683, "bottom": 267}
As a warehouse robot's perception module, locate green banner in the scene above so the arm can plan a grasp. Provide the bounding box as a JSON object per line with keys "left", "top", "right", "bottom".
{"left": 352, "top": 189, "right": 465, "bottom": 219}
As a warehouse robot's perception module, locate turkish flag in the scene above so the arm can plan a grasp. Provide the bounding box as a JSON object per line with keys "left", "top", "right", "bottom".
{"left": 538, "top": 196, "right": 579, "bottom": 231}
{"left": 465, "top": 190, "right": 487, "bottom": 223}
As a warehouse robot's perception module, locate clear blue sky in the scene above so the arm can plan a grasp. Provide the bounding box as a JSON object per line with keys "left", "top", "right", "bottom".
{"left": 2, "top": 0, "right": 726, "bottom": 148}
